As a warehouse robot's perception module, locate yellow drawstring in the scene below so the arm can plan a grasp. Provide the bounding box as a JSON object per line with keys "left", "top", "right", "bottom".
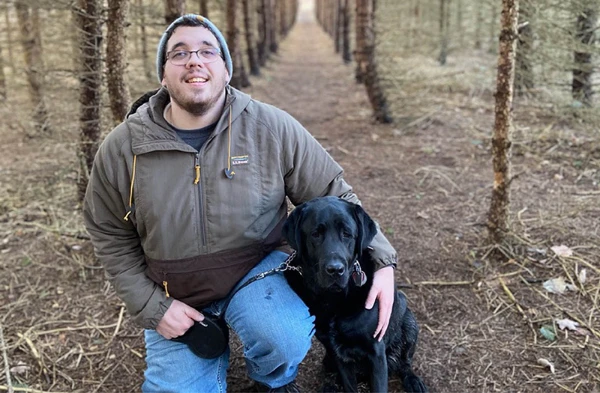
{"left": 162, "top": 281, "right": 170, "bottom": 297}
{"left": 123, "top": 155, "right": 137, "bottom": 221}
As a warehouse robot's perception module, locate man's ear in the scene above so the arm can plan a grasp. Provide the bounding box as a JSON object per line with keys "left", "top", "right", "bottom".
{"left": 353, "top": 204, "right": 377, "bottom": 258}
{"left": 282, "top": 204, "right": 307, "bottom": 252}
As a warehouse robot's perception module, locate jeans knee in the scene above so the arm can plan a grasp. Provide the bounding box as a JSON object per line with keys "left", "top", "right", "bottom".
{"left": 246, "top": 327, "right": 312, "bottom": 374}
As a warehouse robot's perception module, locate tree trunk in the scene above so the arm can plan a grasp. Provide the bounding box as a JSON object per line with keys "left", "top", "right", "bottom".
{"left": 438, "top": 0, "right": 450, "bottom": 65}
{"left": 242, "top": 0, "right": 260, "bottom": 76}
{"left": 3, "top": 3, "right": 14, "bottom": 71}
{"left": 489, "top": 0, "right": 498, "bottom": 54}
{"left": 0, "top": 42, "right": 6, "bottom": 100}
{"left": 15, "top": 1, "right": 51, "bottom": 135}
{"left": 257, "top": 0, "right": 270, "bottom": 66}
{"left": 474, "top": 1, "right": 482, "bottom": 49}
{"left": 279, "top": 0, "right": 287, "bottom": 36}
{"left": 199, "top": 0, "right": 208, "bottom": 16}
{"left": 488, "top": 0, "right": 519, "bottom": 244}
{"left": 107, "top": 0, "right": 132, "bottom": 124}
{"left": 137, "top": 0, "right": 153, "bottom": 82}
{"left": 75, "top": 0, "right": 103, "bottom": 201}
{"left": 514, "top": 0, "right": 534, "bottom": 95}
{"left": 268, "top": 0, "right": 278, "bottom": 53}
{"left": 342, "top": 0, "right": 351, "bottom": 63}
{"left": 227, "top": 0, "right": 251, "bottom": 89}
{"left": 165, "top": 0, "right": 185, "bottom": 25}
{"left": 355, "top": 0, "right": 392, "bottom": 123}
{"left": 335, "top": 0, "right": 341, "bottom": 53}
{"left": 572, "top": 5, "right": 597, "bottom": 106}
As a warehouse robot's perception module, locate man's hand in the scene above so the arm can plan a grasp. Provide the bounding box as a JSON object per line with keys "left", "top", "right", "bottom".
{"left": 365, "top": 265, "right": 395, "bottom": 341}
{"left": 156, "top": 299, "right": 204, "bottom": 339}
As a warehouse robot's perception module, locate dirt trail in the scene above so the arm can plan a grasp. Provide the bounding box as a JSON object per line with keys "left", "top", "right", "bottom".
{"left": 239, "top": 6, "right": 496, "bottom": 393}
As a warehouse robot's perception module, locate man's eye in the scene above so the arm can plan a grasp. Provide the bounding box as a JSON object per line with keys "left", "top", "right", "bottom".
{"left": 201, "top": 49, "right": 217, "bottom": 57}
{"left": 171, "top": 51, "right": 188, "bottom": 59}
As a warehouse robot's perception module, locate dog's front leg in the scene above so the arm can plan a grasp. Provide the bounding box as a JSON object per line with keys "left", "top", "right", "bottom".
{"left": 369, "top": 341, "right": 389, "bottom": 393}
{"left": 334, "top": 357, "right": 358, "bottom": 393}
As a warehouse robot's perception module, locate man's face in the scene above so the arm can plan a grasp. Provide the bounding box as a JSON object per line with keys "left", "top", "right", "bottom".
{"left": 162, "top": 25, "right": 229, "bottom": 116}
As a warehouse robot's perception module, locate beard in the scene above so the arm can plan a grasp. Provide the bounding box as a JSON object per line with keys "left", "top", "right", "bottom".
{"left": 167, "top": 76, "right": 227, "bottom": 117}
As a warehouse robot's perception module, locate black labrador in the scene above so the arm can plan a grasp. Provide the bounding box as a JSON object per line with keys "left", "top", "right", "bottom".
{"left": 282, "top": 196, "right": 428, "bottom": 393}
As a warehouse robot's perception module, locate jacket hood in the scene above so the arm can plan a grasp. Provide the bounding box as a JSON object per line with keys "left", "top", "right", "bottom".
{"left": 128, "top": 86, "right": 253, "bottom": 155}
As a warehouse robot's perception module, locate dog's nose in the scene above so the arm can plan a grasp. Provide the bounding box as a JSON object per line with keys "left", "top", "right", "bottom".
{"left": 325, "top": 262, "right": 345, "bottom": 276}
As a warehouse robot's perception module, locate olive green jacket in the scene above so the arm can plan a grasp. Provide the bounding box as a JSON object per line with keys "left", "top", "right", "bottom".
{"left": 83, "top": 86, "right": 396, "bottom": 329}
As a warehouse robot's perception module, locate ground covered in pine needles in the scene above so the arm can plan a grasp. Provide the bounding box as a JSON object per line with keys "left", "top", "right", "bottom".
{"left": 1, "top": 7, "right": 599, "bottom": 393}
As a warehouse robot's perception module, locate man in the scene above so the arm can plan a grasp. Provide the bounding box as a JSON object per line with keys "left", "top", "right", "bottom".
{"left": 83, "top": 14, "right": 397, "bottom": 393}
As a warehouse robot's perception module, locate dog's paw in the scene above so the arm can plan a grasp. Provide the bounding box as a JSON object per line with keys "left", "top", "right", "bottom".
{"left": 403, "top": 375, "right": 428, "bottom": 393}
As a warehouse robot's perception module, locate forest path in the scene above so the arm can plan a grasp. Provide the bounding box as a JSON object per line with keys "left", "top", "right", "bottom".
{"left": 233, "top": 4, "right": 509, "bottom": 393}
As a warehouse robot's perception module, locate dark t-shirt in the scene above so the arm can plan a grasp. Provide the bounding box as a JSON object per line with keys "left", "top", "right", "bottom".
{"left": 172, "top": 122, "right": 217, "bottom": 152}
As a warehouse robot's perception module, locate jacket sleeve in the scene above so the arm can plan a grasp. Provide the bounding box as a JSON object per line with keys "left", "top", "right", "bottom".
{"left": 82, "top": 130, "right": 173, "bottom": 329}
{"left": 279, "top": 113, "right": 397, "bottom": 270}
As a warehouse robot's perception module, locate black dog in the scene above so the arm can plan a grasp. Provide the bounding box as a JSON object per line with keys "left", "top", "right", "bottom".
{"left": 282, "top": 196, "right": 427, "bottom": 393}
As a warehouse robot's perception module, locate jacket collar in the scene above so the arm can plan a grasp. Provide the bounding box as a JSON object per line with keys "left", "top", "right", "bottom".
{"left": 130, "top": 86, "right": 252, "bottom": 155}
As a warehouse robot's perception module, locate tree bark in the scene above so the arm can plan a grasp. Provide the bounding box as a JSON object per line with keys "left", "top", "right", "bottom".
{"left": 438, "top": 0, "right": 450, "bottom": 65}
{"left": 75, "top": 0, "right": 103, "bottom": 201}
{"left": 2, "top": 3, "right": 14, "bottom": 71}
{"left": 15, "top": 1, "right": 51, "bottom": 135}
{"left": 165, "top": 0, "right": 185, "bottom": 25}
{"left": 242, "top": 0, "right": 260, "bottom": 76}
{"left": 335, "top": 0, "right": 342, "bottom": 53}
{"left": 199, "top": 0, "right": 208, "bottom": 17}
{"left": 257, "top": 0, "right": 270, "bottom": 66}
{"left": 355, "top": 0, "right": 392, "bottom": 123}
{"left": 488, "top": 0, "right": 519, "bottom": 244}
{"left": 572, "top": 5, "right": 597, "bottom": 106}
{"left": 341, "top": 0, "right": 351, "bottom": 63}
{"left": 106, "top": 0, "right": 132, "bottom": 124}
{"left": 268, "top": 0, "right": 278, "bottom": 53}
{"left": 474, "top": 1, "right": 482, "bottom": 49}
{"left": 137, "top": 0, "right": 153, "bottom": 82}
{"left": 0, "top": 42, "right": 6, "bottom": 100}
{"left": 514, "top": 0, "right": 534, "bottom": 95}
{"left": 227, "top": 0, "right": 251, "bottom": 89}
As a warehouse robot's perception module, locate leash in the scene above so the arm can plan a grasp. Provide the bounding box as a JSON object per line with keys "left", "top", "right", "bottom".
{"left": 218, "top": 250, "right": 301, "bottom": 320}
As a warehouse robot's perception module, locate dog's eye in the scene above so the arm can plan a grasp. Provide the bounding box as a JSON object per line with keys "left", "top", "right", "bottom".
{"left": 342, "top": 231, "right": 353, "bottom": 239}
{"left": 311, "top": 230, "right": 320, "bottom": 239}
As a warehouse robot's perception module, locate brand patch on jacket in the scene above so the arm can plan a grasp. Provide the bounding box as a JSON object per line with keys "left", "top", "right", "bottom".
{"left": 231, "top": 155, "right": 249, "bottom": 166}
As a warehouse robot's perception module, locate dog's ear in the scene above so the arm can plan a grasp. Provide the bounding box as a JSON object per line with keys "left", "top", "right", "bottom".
{"left": 352, "top": 204, "right": 378, "bottom": 258}
{"left": 282, "top": 203, "right": 307, "bottom": 252}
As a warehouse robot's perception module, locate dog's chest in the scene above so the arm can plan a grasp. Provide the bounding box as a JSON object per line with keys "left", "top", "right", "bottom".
{"left": 319, "top": 311, "right": 378, "bottom": 363}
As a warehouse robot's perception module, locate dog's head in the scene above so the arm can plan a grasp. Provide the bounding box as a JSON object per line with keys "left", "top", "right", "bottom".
{"left": 282, "top": 197, "right": 377, "bottom": 293}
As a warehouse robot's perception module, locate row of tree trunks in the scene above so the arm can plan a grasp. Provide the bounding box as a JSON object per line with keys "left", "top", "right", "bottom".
{"left": 75, "top": 0, "right": 103, "bottom": 200}
{"left": 15, "top": 1, "right": 51, "bottom": 135}
{"left": 317, "top": 0, "right": 391, "bottom": 123}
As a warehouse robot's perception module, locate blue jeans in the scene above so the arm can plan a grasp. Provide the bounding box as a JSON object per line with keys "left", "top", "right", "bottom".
{"left": 142, "top": 251, "right": 315, "bottom": 393}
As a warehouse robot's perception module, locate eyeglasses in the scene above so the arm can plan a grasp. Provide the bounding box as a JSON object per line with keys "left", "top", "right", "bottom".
{"left": 166, "top": 47, "right": 222, "bottom": 66}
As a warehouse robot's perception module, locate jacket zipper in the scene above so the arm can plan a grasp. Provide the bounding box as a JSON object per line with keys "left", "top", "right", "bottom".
{"left": 194, "top": 153, "right": 207, "bottom": 248}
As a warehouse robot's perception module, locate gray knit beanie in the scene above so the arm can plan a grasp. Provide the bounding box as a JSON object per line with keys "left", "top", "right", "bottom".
{"left": 156, "top": 14, "right": 233, "bottom": 83}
